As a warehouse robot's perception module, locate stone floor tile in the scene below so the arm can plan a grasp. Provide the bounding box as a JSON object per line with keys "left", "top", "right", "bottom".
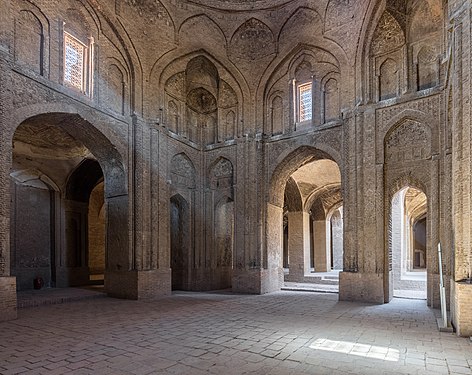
{"left": 449, "top": 366, "right": 472, "bottom": 375}
{"left": 0, "top": 291, "right": 471, "bottom": 375}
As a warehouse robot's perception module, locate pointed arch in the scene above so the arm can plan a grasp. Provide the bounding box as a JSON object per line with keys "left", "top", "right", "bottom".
{"left": 278, "top": 7, "right": 323, "bottom": 51}
{"left": 178, "top": 14, "right": 227, "bottom": 48}
{"left": 284, "top": 177, "right": 303, "bottom": 212}
{"left": 170, "top": 153, "right": 196, "bottom": 189}
{"left": 229, "top": 18, "right": 276, "bottom": 61}
{"left": 269, "top": 145, "right": 340, "bottom": 208}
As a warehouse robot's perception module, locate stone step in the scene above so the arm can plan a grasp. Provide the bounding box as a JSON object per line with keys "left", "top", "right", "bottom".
{"left": 304, "top": 276, "right": 339, "bottom": 285}
{"left": 282, "top": 282, "right": 339, "bottom": 293}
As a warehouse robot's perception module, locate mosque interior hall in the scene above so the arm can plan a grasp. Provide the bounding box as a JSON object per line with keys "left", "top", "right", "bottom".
{"left": 0, "top": 0, "right": 472, "bottom": 373}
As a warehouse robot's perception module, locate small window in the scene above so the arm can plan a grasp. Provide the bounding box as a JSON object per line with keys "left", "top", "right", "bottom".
{"left": 63, "top": 32, "right": 87, "bottom": 92}
{"left": 298, "top": 83, "right": 312, "bottom": 122}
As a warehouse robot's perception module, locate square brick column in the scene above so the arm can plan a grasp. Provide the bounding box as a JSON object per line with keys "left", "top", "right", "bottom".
{"left": 451, "top": 281, "right": 472, "bottom": 336}
{"left": 450, "top": 0, "right": 472, "bottom": 335}
{"left": 232, "top": 203, "right": 284, "bottom": 294}
{"left": 0, "top": 277, "right": 17, "bottom": 321}
{"left": 313, "top": 219, "right": 328, "bottom": 272}
{"left": 286, "top": 211, "right": 311, "bottom": 281}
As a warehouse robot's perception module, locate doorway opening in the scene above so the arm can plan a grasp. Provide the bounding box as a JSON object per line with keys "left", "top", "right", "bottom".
{"left": 390, "top": 186, "right": 427, "bottom": 299}
{"left": 10, "top": 113, "right": 125, "bottom": 293}
{"left": 282, "top": 158, "right": 342, "bottom": 290}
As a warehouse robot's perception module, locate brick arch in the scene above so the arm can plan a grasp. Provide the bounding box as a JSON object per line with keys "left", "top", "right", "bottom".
{"left": 261, "top": 44, "right": 344, "bottom": 120}
{"left": 66, "top": 159, "right": 104, "bottom": 202}
{"left": 269, "top": 145, "right": 341, "bottom": 208}
{"left": 5, "top": 110, "right": 131, "bottom": 297}
{"left": 386, "top": 173, "right": 429, "bottom": 206}
{"left": 380, "top": 109, "right": 437, "bottom": 162}
{"left": 10, "top": 108, "right": 127, "bottom": 198}
{"left": 152, "top": 49, "right": 248, "bottom": 100}
{"left": 305, "top": 184, "right": 342, "bottom": 214}
{"left": 177, "top": 14, "right": 227, "bottom": 47}
{"left": 384, "top": 172, "right": 430, "bottom": 303}
{"left": 207, "top": 156, "right": 235, "bottom": 189}
{"left": 355, "top": 0, "right": 387, "bottom": 102}
{"left": 170, "top": 152, "right": 196, "bottom": 190}
{"left": 150, "top": 49, "right": 248, "bottom": 132}
{"left": 284, "top": 177, "right": 303, "bottom": 212}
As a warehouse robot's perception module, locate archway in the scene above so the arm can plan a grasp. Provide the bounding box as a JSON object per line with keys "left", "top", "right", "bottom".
{"left": 389, "top": 186, "right": 427, "bottom": 299}
{"left": 267, "top": 146, "right": 342, "bottom": 289}
{"left": 10, "top": 113, "right": 128, "bottom": 296}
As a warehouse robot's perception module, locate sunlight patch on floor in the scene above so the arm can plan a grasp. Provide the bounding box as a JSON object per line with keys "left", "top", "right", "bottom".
{"left": 309, "top": 338, "right": 400, "bottom": 362}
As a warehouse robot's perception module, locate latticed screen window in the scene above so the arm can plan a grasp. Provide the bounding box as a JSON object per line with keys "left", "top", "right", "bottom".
{"left": 64, "top": 33, "right": 86, "bottom": 91}
{"left": 298, "top": 82, "right": 312, "bottom": 122}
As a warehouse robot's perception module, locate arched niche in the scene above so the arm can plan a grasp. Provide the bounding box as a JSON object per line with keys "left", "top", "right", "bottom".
{"left": 409, "top": 0, "right": 443, "bottom": 91}
{"left": 170, "top": 153, "right": 196, "bottom": 190}
{"left": 207, "top": 157, "right": 234, "bottom": 289}
{"left": 162, "top": 55, "right": 239, "bottom": 147}
{"left": 369, "top": 11, "right": 406, "bottom": 102}
{"left": 170, "top": 194, "right": 191, "bottom": 291}
{"left": 14, "top": 10, "right": 44, "bottom": 75}
{"left": 264, "top": 47, "right": 341, "bottom": 136}
{"left": 384, "top": 119, "right": 432, "bottom": 164}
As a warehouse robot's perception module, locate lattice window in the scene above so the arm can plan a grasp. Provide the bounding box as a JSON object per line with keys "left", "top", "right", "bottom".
{"left": 298, "top": 82, "right": 312, "bottom": 122}
{"left": 64, "top": 32, "right": 86, "bottom": 91}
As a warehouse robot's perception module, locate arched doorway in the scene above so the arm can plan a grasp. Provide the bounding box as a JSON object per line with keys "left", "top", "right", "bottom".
{"left": 267, "top": 146, "right": 342, "bottom": 290}
{"left": 64, "top": 159, "right": 105, "bottom": 286}
{"left": 389, "top": 186, "right": 427, "bottom": 299}
{"left": 9, "top": 113, "right": 128, "bottom": 296}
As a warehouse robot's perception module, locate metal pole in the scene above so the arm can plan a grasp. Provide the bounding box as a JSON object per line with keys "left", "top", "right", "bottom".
{"left": 438, "top": 243, "right": 447, "bottom": 328}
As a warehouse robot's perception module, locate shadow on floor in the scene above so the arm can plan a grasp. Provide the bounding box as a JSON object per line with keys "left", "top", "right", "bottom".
{"left": 17, "top": 285, "right": 106, "bottom": 309}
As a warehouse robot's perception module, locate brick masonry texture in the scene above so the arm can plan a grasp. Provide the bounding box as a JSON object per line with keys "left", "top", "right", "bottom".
{"left": 0, "top": 292, "right": 471, "bottom": 374}
{"left": 0, "top": 0, "right": 471, "bottom": 337}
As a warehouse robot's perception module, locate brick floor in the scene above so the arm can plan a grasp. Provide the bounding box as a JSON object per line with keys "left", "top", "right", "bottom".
{"left": 0, "top": 291, "right": 471, "bottom": 374}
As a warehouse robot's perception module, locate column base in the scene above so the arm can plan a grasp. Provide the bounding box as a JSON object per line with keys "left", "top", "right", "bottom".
{"left": 0, "top": 277, "right": 17, "bottom": 321}
{"left": 185, "top": 267, "right": 232, "bottom": 291}
{"left": 105, "top": 269, "right": 171, "bottom": 300}
{"left": 339, "top": 271, "right": 384, "bottom": 304}
{"left": 232, "top": 267, "right": 283, "bottom": 294}
{"left": 428, "top": 273, "right": 449, "bottom": 309}
{"left": 451, "top": 279, "right": 472, "bottom": 337}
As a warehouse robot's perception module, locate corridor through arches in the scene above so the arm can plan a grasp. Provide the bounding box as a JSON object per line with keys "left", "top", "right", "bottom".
{"left": 270, "top": 147, "right": 343, "bottom": 290}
